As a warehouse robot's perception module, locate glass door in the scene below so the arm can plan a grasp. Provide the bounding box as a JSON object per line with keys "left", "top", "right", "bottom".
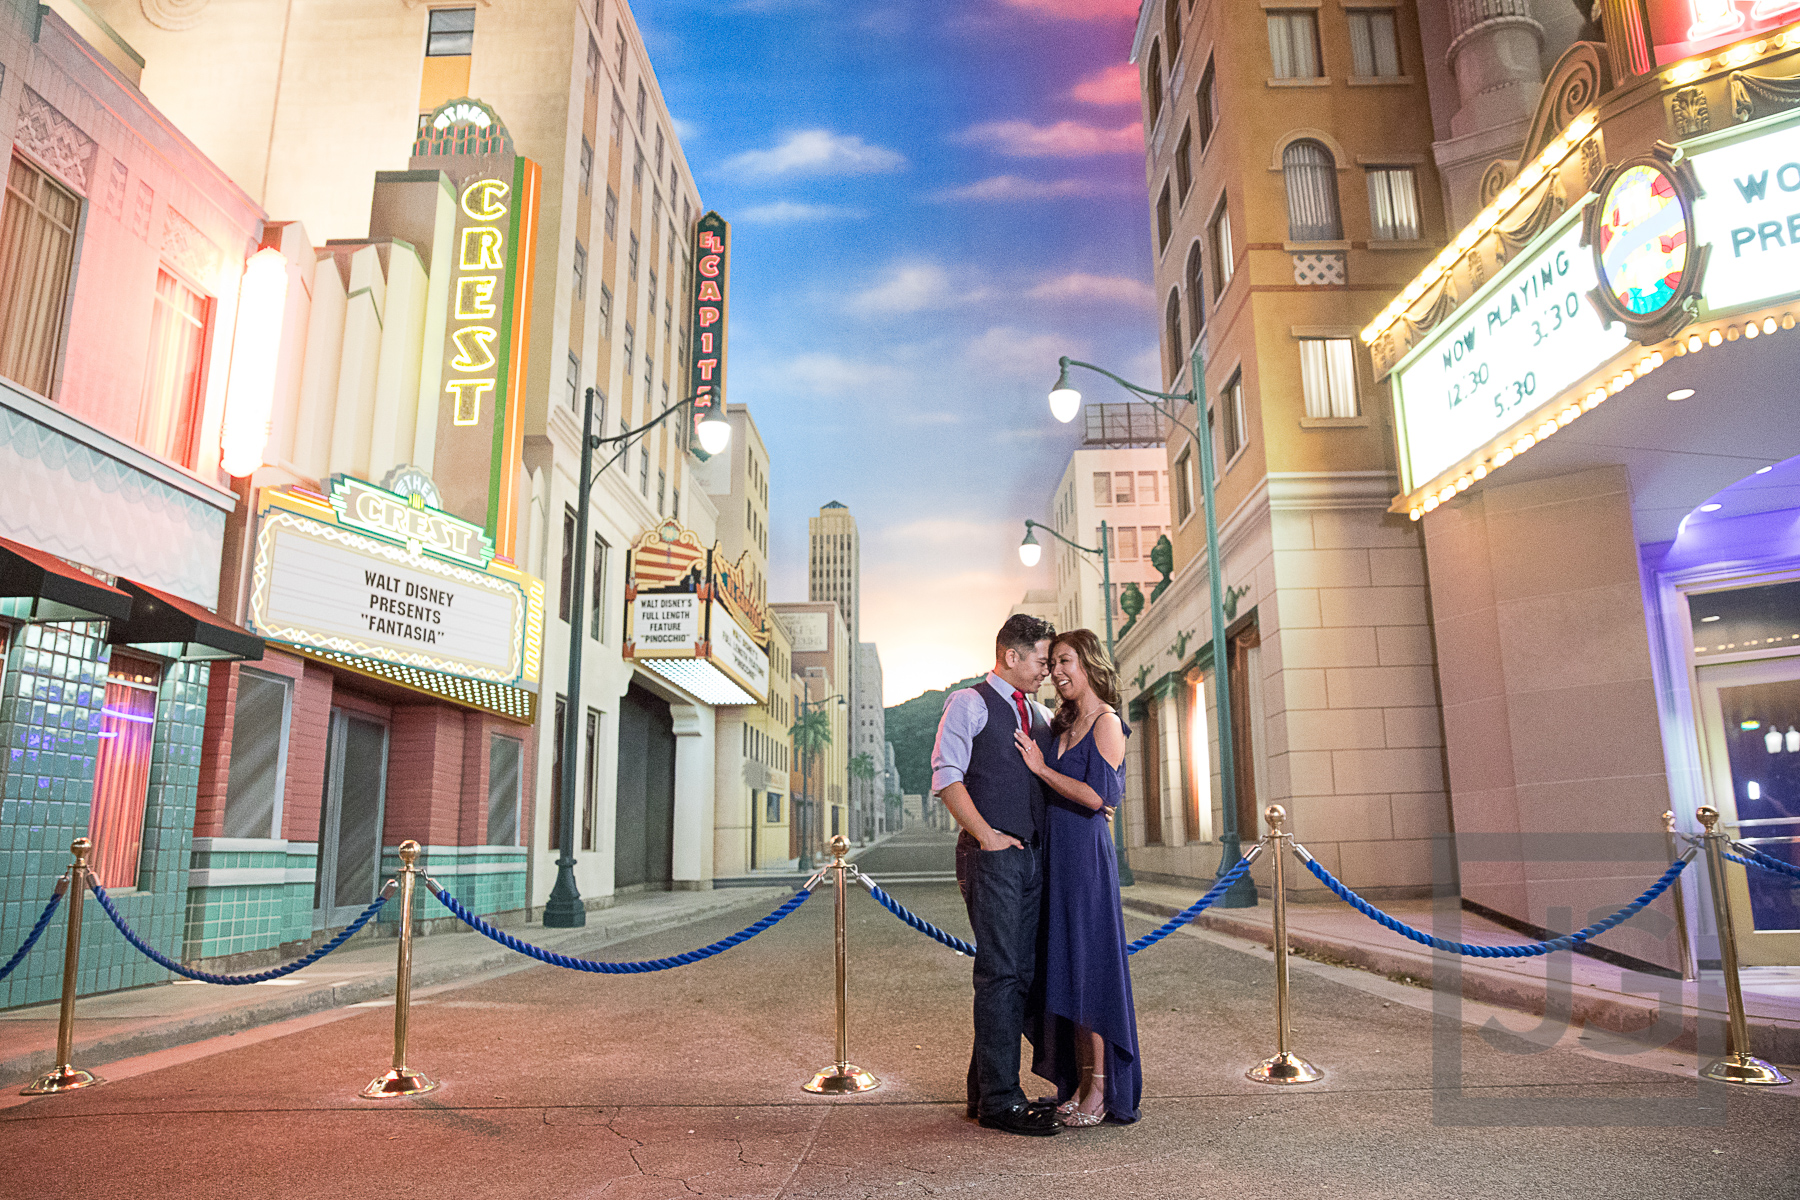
{"left": 1695, "top": 658, "right": 1800, "bottom": 965}
{"left": 314, "top": 709, "right": 389, "bottom": 929}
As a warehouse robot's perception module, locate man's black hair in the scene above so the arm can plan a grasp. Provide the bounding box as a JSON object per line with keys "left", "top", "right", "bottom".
{"left": 996, "top": 613, "right": 1055, "bottom": 660}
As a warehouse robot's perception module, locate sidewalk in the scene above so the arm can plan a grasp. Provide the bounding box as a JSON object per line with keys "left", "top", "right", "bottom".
{"left": 1120, "top": 881, "right": 1800, "bottom": 1065}
{"left": 0, "top": 884, "right": 790, "bottom": 1087}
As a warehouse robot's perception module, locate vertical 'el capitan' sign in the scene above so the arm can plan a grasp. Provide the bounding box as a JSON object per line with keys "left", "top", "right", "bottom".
{"left": 688, "top": 211, "right": 729, "bottom": 459}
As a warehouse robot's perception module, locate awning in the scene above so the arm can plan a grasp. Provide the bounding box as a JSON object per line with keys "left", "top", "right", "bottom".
{"left": 0, "top": 536, "right": 132, "bottom": 623}
{"left": 109, "top": 579, "right": 263, "bottom": 662}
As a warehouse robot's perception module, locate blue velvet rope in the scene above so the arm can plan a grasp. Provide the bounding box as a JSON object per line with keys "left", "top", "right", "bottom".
{"left": 0, "top": 886, "right": 64, "bottom": 982}
{"left": 427, "top": 880, "right": 815, "bottom": 972}
{"left": 1728, "top": 843, "right": 1800, "bottom": 883}
{"left": 856, "top": 846, "right": 1263, "bottom": 959}
{"left": 858, "top": 877, "right": 976, "bottom": 956}
{"left": 1124, "top": 847, "right": 1263, "bottom": 955}
{"left": 1297, "top": 847, "right": 1695, "bottom": 958}
{"left": 89, "top": 879, "right": 390, "bottom": 983}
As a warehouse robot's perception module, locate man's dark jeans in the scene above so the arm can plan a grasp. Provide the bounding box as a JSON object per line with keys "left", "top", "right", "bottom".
{"left": 956, "top": 830, "right": 1043, "bottom": 1117}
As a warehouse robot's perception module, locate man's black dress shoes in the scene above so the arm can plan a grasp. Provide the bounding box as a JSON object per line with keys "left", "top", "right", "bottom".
{"left": 976, "top": 1102, "right": 1061, "bottom": 1136}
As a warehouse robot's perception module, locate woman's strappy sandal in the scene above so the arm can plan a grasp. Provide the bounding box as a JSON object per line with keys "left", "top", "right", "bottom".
{"left": 1057, "top": 1074, "right": 1105, "bottom": 1127}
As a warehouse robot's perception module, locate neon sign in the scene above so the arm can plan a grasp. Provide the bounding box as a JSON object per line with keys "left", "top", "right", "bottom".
{"left": 1646, "top": 0, "right": 1800, "bottom": 66}
{"left": 687, "top": 211, "right": 730, "bottom": 458}
{"left": 447, "top": 177, "right": 509, "bottom": 426}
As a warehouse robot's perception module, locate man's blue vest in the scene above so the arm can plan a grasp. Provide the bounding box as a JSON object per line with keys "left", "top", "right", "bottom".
{"left": 962, "top": 680, "right": 1052, "bottom": 840}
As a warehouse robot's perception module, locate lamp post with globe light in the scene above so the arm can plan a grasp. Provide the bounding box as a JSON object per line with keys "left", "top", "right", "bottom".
{"left": 1043, "top": 344, "right": 1257, "bottom": 908}
{"left": 544, "top": 387, "right": 732, "bottom": 928}
{"left": 1017, "top": 518, "right": 1131, "bottom": 885}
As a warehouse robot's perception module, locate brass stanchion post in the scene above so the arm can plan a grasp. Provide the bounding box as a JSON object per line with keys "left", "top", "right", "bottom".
{"left": 22, "top": 838, "right": 104, "bottom": 1095}
{"left": 1663, "top": 811, "right": 1696, "bottom": 982}
{"left": 805, "top": 835, "right": 878, "bottom": 1094}
{"left": 1247, "top": 807, "right": 1322, "bottom": 1085}
{"left": 1695, "top": 807, "right": 1791, "bottom": 1086}
{"left": 361, "top": 840, "right": 439, "bottom": 1098}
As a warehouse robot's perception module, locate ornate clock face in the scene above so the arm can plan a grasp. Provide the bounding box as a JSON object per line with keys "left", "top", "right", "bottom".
{"left": 1596, "top": 163, "right": 1690, "bottom": 318}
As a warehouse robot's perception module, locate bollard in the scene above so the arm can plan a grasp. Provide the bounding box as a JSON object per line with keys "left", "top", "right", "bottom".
{"left": 1694, "top": 807, "right": 1791, "bottom": 1086}
{"left": 360, "top": 840, "right": 439, "bottom": 1098}
{"left": 804, "top": 835, "right": 879, "bottom": 1094}
{"left": 1662, "top": 811, "right": 1696, "bottom": 982}
{"left": 1247, "top": 807, "right": 1322, "bottom": 1085}
{"left": 22, "top": 838, "right": 104, "bottom": 1095}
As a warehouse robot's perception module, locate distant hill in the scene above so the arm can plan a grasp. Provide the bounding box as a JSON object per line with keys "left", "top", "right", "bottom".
{"left": 885, "top": 675, "right": 981, "bottom": 798}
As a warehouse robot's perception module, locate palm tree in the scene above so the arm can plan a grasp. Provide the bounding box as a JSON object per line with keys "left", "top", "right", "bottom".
{"left": 849, "top": 752, "right": 878, "bottom": 843}
{"left": 790, "top": 708, "right": 834, "bottom": 863}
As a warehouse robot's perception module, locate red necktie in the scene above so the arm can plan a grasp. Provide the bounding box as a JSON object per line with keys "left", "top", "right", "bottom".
{"left": 1012, "top": 689, "right": 1030, "bottom": 733}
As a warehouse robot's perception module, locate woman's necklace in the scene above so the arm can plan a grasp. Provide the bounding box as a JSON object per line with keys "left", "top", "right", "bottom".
{"left": 1061, "top": 700, "right": 1109, "bottom": 755}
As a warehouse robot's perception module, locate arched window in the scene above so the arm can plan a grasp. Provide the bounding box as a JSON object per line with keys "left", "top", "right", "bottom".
{"left": 1164, "top": 0, "right": 1181, "bottom": 58}
{"left": 1184, "top": 241, "right": 1206, "bottom": 339}
{"left": 1165, "top": 288, "right": 1184, "bottom": 384}
{"left": 1283, "top": 139, "right": 1342, "bottom": 241}
{"left": 1147, "top": 42, "right": 1164, "bottom": 130}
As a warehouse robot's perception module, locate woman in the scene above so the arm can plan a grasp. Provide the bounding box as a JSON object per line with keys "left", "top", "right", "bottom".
{"left": 1013, "top": 628, "right": 1142, "bottom": 1127}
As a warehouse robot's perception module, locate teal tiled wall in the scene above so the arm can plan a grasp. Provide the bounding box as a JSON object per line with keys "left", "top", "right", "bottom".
{"left": 379, "top": 844, "right": 527, "bottom": 923}
{"left": 0, "top": 622, "right": 206, "bottom": 1008}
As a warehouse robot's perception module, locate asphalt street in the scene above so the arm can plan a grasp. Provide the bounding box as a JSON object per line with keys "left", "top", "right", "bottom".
{"left": 3, "top": 829, "right": 1795, "bottom": 1199}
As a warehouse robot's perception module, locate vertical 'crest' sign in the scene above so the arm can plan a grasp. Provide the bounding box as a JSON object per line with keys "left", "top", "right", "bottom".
{"left": 688, "top": 211, "right": 729, "bottom": 460}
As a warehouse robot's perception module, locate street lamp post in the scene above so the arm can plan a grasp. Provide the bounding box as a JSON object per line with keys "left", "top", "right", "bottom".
{"left": 543, "top": 387, "right": 731, "bottom": 928}
{"left": 1017, "top": 518, "right": 1132, "bottom": 887}
{"left": 794, "top": 691, "right": 845, "bottom": 871}
{"left": 1044, "top": 343, "right": 1257, "bottom": 907}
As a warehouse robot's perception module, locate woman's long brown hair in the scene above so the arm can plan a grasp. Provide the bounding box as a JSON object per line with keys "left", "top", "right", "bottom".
{"left": 1049, "top": 628, "right": 1122, "bottom": 738}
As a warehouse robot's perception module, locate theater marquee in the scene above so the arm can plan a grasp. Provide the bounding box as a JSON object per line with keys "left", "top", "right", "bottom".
{"left": 247, "top": 481, "right": 544, "bottom": 717}
{"left": 624, "top": 519, "right": 768, "bottom": 705}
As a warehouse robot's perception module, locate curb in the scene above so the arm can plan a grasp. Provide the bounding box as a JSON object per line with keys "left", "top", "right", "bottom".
{"left": 0, "top": 887, "right": 791, "bottom": 1086}
{"left": 1120, "top": 897, "right": 1800, "bottom": 1066}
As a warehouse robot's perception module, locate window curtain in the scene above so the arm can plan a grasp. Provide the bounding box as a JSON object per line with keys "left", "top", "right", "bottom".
{"left": 1368, "top": 168, "right": 1421, "bottom": 240}
{"left": 1300, "top": 339, "right": 1360, "bottom": 418}
{"left": 89, "top": 675, "right": 158, "bottom": 888}
{"left": 1283, "top": 140, "right": 1343, "bottom": 241}
{"left": 139, "top": 270, "right": 207, "bottom": 467}
{"left": 0, "top": 157, "right": 79, "bottom": 397}
{"left": 1268, "top": 12, "right": 1320, "bottom": 79}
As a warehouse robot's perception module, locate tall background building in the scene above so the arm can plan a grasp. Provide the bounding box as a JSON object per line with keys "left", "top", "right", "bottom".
{"left": 809, "top": 501, "right": 860, "bottom": 648}
{"left": 1113, "top": 0, "right": 1450, "bottom": 897}
{"left": 853, "top": 643, "right": 885, "bottom": 841}
{"left": 771, "top": 601, "right": 849, "bottom": 860}
{"left": 1048, "top": 403, "right": 1168, "bottom": 641}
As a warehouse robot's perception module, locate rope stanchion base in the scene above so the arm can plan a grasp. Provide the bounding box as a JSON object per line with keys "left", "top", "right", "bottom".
{"left": 804, "top": 1062, "right": 880, "bottom": 1094}
{"left": 362, "top": 1067, "right": 439, "bottom": 1098}
{"left": 21, "top": 1064, "right": 103, "bottom": 1095}
{"left": 1700, "top": 1054, "right": 1793, "bottom": 1087}
{"left": 1246, "top": 1051, "right": 1322, "bottom": 1086}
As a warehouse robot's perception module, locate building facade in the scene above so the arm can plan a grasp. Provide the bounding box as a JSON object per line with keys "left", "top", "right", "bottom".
{"left": 0, "top": 3, "right": 274, "bottom": 1006}
{"left": 1369, "top": 2, "right": 1800, "bottom": 973}
{"left": 89, "top": 0, "right": 727, "bottom": 910}
{"left": 852, "top": 642, "right": 884, "bottom": 842}
{"left": 1045, "top": 408, "right": 1169, "bottom": 643}
{"left": 1114, "top": 0, "right": 1451, "bottom": 898}
{"left": 771, "top": 601, "right": 848, "bottom": 859}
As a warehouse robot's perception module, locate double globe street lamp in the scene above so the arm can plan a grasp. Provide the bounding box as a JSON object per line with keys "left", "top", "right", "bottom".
{"left": 544, "top": 387, "right": 731, "bottom": 928}
{"left": 1038, "top": 345, "right": 1257, "bottom": 908}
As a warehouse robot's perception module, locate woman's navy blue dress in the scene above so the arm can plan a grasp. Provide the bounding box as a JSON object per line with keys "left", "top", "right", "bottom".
{"left": 1029, "top": 717, "right": 1142, "bottom": 1123}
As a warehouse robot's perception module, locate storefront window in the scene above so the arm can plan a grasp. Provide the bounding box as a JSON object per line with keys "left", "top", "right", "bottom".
{"left": 221, "top": 668, "right": 291, "bottom": 839}
{"left": 765, "top": 791, "right": 782, "bottom": 823}
{"left": 1711, "top": 678, "right": 1800, "bottom": 932}
{"left": 89, "top": 653, "right": 161, "bottom": 888}
{"left": 488, "top": 732, "right": 521, "bottom": 847}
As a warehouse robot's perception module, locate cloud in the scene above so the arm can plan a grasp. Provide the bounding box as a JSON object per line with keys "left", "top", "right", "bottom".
{"left": 995, "top": 0, "right": 1139, "bottom": 18}
{"left": 735, "top": 201, "right": 865, "bottom": 224}
{"left": 779, "top": 352, "right": 907, "bottom": 396}
{"left": 955, "top": 119, "right": 1143, "bottom": 158}
{"left": 847, "top": 263, "right": 981, "bottom": 315}
{"left": 931, "top": 175, "right": 1096, "bottom": 202}
{"left": 721, "top": 129, "right": 906, "bottom": 179}
{"left": 670, "top": 116, "right": 700, "bottom": 141}
{"left": 1027, "top": 273, "right": 1155, "bottom": 307}
{"left": 1071, "top": 63, "right": 1140, "bottom": 106}
{"left": 961, "top": 326, "right": 1071, "bottom": 381}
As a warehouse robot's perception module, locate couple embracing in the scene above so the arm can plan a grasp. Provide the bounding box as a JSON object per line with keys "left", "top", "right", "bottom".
{"left": 930, "top": 614, "right": 1141, "bottom": 1136}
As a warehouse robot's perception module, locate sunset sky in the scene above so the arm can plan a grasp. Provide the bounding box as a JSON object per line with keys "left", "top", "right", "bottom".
{"left": 647, "top": 0, "right": 1153, "bottom": 705}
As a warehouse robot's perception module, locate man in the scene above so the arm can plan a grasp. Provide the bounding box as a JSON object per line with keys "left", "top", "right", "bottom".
{"left": 930, "top": 613, "right": 1059, "bottom": 1136}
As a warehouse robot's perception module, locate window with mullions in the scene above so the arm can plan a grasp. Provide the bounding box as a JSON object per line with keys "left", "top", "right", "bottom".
{"left": 604, "top": 187, "right": 618, "bottom": 240}
{"left": 599, "top": 284, "right": 613, "bottom": 336}
{"left": 1197, "top": 59, "right": 1218, "bottom": 152}
{"left": 425, "top": 8, "right": 474, "bottom": 56}
{"left": 566, "top": 352, "right": 580, "bottom": 412}
{"left": 221, "top": 668, "right": 292, "bottom": 840}
{"left": 1184, "top": 241, "right": 1205, "bottom": 342}
{"left": 1210, "top": 199, "right": 1234, "bottom": 296}
{"left": 1348, "top": 9, "right": 1402, "bottom": 78}
{"left": 488, "top": 734, "right": 521, "bottom": 846}
{"left": 1146, "top": 41, "right": 1165, "bottom": 129}
{"left": 590, "top": 533, "right": 608, "bottom": 642}
{"left": 559, "top": 506, "right": 576, "bottom": 621}
{"left": 139, "top": 269, "right": 210, "bottom": 468}
{"left": 0, "top": 155, "right": 78, "bottom": 397}
{"left": 1283, "top": 139, "right": 1342, "bottom": 241}
{"left": 579, "top": 138, "right": 593, "bottom": 195}
{"left": 1267, "top": 10, "right": 1321, "bottom": 79}
{"left": 1299, "top": 338, "right": 1359, "bottom": 418}
{"left": 1367, "top": 166, "right": 1421, "bottom": 241}
{"left": 1221, "top": 371, "right": 1248, "bottom": 460}
{"left": 1175, "top": 122, "right": 1193, "bottom": 203}
{"left": 572, "top": 240, "right": 587, "bottom": 301}
{"left": 581, "top": 712, "right": 599, "bottom": 850}
{"left": 1164, "top": 289, "right": 1183, "bottom": 384}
